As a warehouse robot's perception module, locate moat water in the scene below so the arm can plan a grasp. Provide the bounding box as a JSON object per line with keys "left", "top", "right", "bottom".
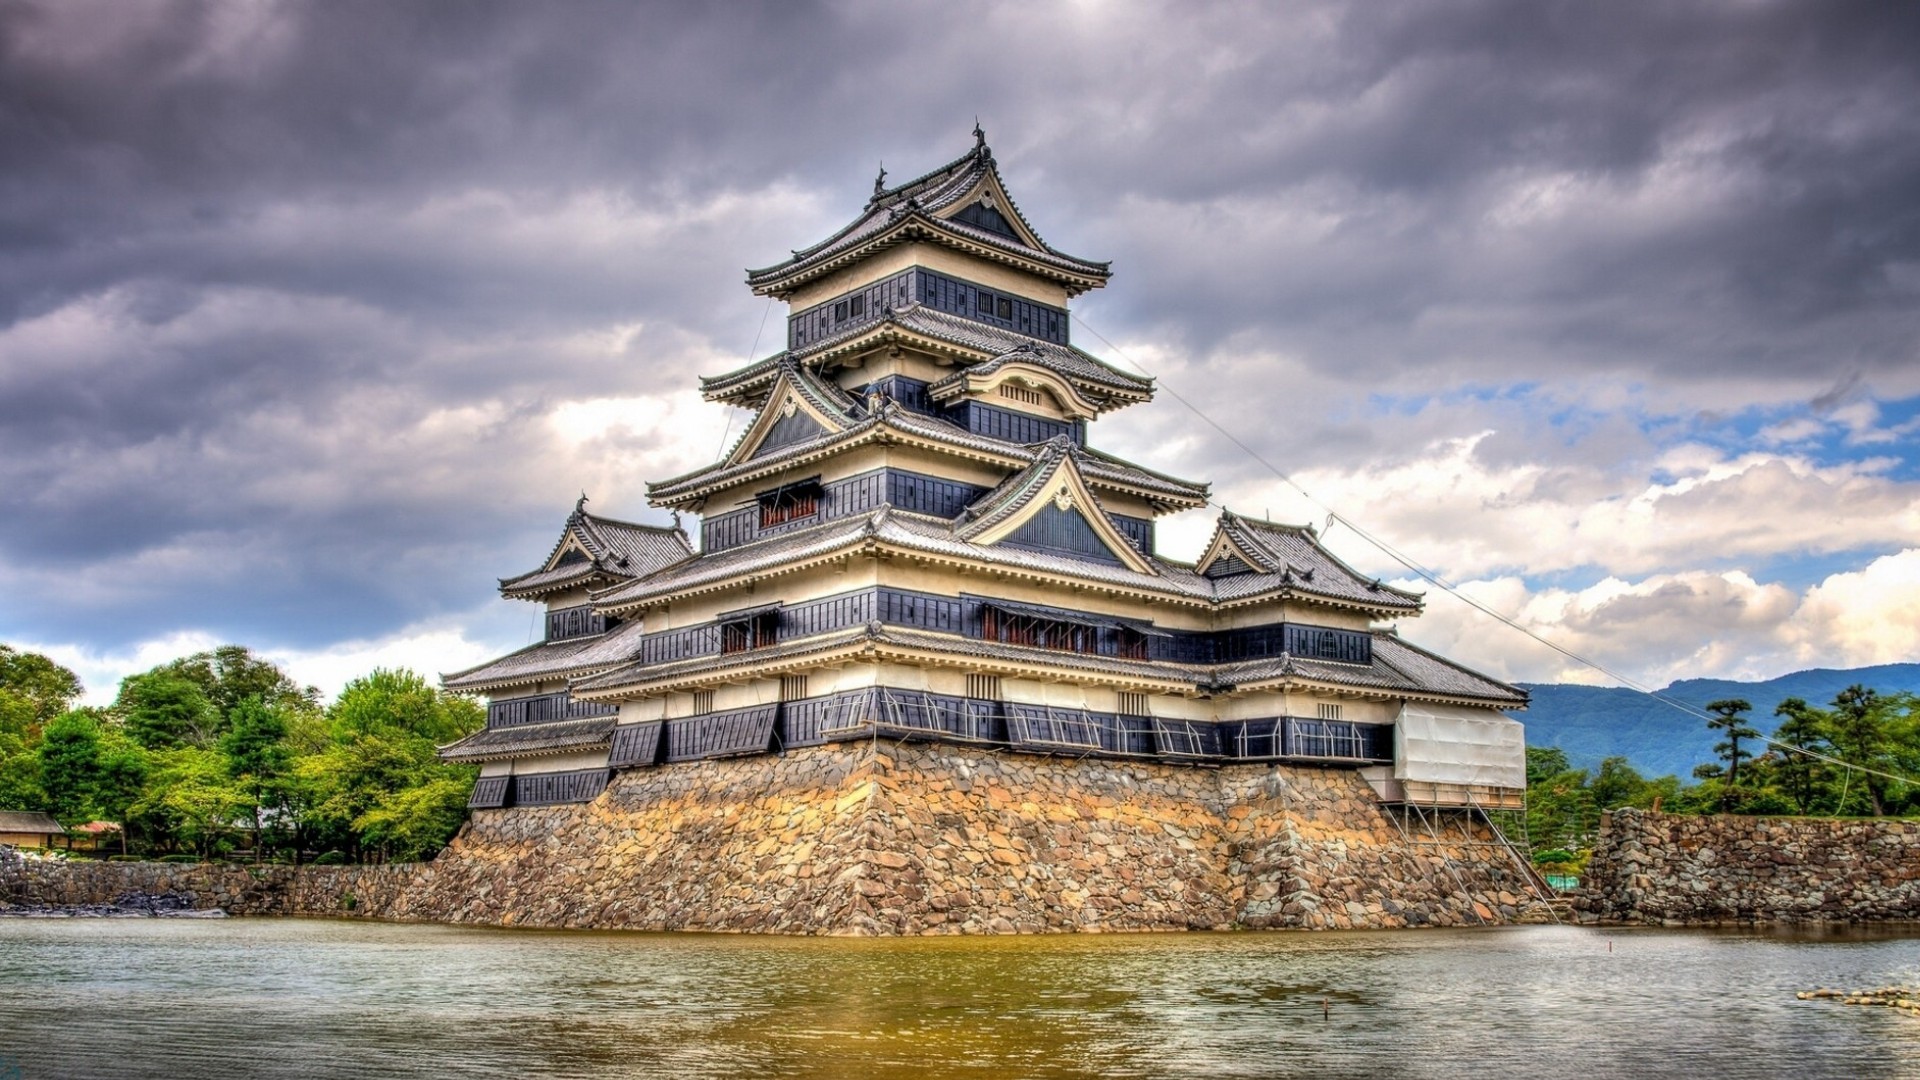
{"left": 0, "top": 919, "right": 1917, "bottom": 1080}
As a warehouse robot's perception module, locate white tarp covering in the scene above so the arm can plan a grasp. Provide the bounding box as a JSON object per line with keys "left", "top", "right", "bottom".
{"left": 1394, "top": 703, "right": 1526, "bottom": 789}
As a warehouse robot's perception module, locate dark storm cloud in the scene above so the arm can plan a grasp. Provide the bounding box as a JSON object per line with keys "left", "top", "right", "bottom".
{"left": 1, "top": 0, "right": 1915, "bottom": 655}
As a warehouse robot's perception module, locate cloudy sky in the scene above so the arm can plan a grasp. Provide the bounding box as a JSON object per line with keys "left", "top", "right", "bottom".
{"left": 3, "top": 0, "right": 1916, "bottom": 703}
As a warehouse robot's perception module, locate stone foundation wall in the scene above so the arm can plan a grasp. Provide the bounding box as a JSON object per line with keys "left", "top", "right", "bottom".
{"left": 0, "top": 856, "right": 412, "bottom": 917}
{"left": 3, "top": 743, "right": 1542, "bottom": 933}
{"left": 1576, "top": 808, "right": 1920, "bottom": 925}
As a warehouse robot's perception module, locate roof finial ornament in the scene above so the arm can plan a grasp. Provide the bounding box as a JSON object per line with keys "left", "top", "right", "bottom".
{"left": 973, "top": 118, "right": 986, "bottom": 150}
{"left": 575, "top": 491, "right": 589, "bottom": 515}
{"left": 873, "top": 162, "right": 887, "bottom": 195}
{"left": 671, "top": 509, "right": 684, "bottom": 535}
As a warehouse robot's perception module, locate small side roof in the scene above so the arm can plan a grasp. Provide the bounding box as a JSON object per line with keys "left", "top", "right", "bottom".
{"left": 441, "top": 619, "right": 651, "bottom": 694}
{"left": 437, "top": 716, "right": 615, "bottom": 764}
{"left": 0, "top": 811, "right": 65, "bottom": 834}
{"left": 499, "top": 499, "right": 694, "bottom": 600}
{"left": 1197, "top": 511, "right": 1424, "bottom": 613}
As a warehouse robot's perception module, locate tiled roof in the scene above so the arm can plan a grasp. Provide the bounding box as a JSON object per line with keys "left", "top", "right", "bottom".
{"left": 954, "top": 437, "right": 1073, "bottom": 537}
{"left": 574, "top": 624, "right": 877, "bottom": 694}
{"left": 437, "top": 717, "right": 615, "bottom": 764}
{"left": 500, "top": 506, "right": 693, "bottom": 599}
{"left": 876, "top": 512, "right": 1209, "bottom": 600}
{"left": 699, "top": 351, "right": 789, "bottom": 405}
{"left": 646, "top": 403, "right": 1206, "bottom": 509}
{"left": 1208, "top": 633, "right": 1524, "bottom": 705}
{"left": 591, "top": 512, "right": 881, "bottom": 611}
{"left": 1371, "top": 633, "right": 1528, "bottom": 704}
{"left": 745, "top": 140, "right": 1109, "bottom": 294}
{"left": 441, "top": 620, "right": 651, "bottom": 692}
{"left": 589, "top": 503, "right": 1417, "bottom": 619}
{"left": 876, "top": 307, "right": 1149, "bottom": 398}
{"left": 571, "top": 619, "right": 1522, "bottom": 705}
{"left": 1207, "top": 513, "right": 1423, "bottom": 612}
{"left": 0, "top": 811, "right": 64, "bottom": 834}
{"left": 716, "top": 359, "right": 865, "bottom": 464}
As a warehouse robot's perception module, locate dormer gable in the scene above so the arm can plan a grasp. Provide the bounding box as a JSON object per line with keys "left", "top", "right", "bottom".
{"left": 932, "top": 167, "right": 1047, "bottom": 251}
{"left": 955, "top": 439, "right": 1157, "bottom": 574}
{"left": 927, "top": 354, "right": 1101, "bottom": 420}
{"left": 724, "top": 362, "right": 860, "bottom": 465}
{"left": 745, "top": 128, "right": 1111, "bottom": 300}
{"left": 498, "top": 498, "right": 694, "bottom": 601}
{"left": 1196, "top": 511, "right": 1425, "bottom": 614}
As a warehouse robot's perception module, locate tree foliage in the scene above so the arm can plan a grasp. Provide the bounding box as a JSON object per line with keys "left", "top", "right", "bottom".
{"left": 2, "top": 642, "right": 481, "bottom": 863}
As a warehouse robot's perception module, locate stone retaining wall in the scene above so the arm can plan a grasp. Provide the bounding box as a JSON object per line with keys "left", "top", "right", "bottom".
{"left": 0, "top": 856, "right": 412, "bottom": 917}
{"left": 1576, "top": 808, "right": 1920, "bottom": 925}
{"left": 3, "top": 742, "right": 1542, "bottom": 933}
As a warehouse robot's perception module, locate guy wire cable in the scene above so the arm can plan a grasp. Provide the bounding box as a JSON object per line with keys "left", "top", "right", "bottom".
{"left": 713, "top": 295, "right": 778, "bottom": 461}
{"left": 1071, "top": 311, "right": 1919, "bottom": 789}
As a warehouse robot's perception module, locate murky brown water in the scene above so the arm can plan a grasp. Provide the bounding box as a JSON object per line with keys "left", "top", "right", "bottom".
{"left": 1, "top": 919, "right": 1917, "bottom": 1079}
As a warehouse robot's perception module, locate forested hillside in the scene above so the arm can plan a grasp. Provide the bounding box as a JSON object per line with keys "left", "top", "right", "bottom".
{"left": 1519, "top": 664, "right": 1920, "bottom": 778}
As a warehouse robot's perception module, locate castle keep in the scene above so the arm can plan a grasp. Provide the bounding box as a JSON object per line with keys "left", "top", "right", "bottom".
{"left": 431, "top": 133, "right": 1534, "bottom": 931}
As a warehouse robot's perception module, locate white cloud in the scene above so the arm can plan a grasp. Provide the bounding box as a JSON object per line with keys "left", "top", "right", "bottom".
{"left": 25, "top": 615, "right": 522, "bottom": 709}
{"left": 1206, "top": 431, "right": 1920, "bottom": 581}
{"left": 1394, "top": 548, "right": 1920, "bottom": 689}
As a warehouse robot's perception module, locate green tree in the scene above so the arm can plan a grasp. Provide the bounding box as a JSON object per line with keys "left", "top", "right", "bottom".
{"left": 132, "top": 747, "right": 248, "bottom": 858}
{"left": 35, "top": 709, "right": 108, "bottom": 824}
{"left": 0, "top": 646, "right": 83, "bottom": 812}
{"left": 1827, "top": 685, "right": 1892, "bottom": 816}
{"left": 1704, "top": 698, "right": 1759, "bottom": 811}
{"left": 1770, "top": 697, "right": 1831, "bottom": 815}
{"left": 221, "top": 696, "right": 293, "bottom": 861}
{"left": 297, "top": 669, "right": 482, "bottom": 863}
{"left": 117, "top": 672, "right": 217, "bottom": 750}
{"left": 162, "top": 645, "right": 318, "bottom": 727}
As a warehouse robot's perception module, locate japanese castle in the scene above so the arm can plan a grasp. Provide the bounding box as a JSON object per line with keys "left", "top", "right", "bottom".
{"left": 440, "top": 130, "right": 1528, "bottom": 812}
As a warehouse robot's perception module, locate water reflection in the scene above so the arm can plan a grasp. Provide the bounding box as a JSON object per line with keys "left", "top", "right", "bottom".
{"left": 1, "top": 920, "right": 1917, "bottom": 1079}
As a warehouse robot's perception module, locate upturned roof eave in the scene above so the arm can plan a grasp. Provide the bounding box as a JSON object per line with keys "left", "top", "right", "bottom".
{"left": 644, "top": 410, "right": 1205, "bottom": 510}
{"left": 745, "top": 213, "right": 1110, "bottom": 298}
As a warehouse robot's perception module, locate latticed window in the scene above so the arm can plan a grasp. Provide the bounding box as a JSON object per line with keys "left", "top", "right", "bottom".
{"left": 1316, "top": 702, "right": 1343, "bottom": 721}
{"left": 759, "top": 480, "right": 822, "bottom": 528}
{"left": 966, "top": 674, "right": 1002, "bottom": 701}
{"left": 1118, "top": 692, "right": 1149, "bottom": 717}
{"left": 780, "top": 675, "right": 810, "bottom": 702}
{"left": 692, "top": 689, "right": 715, "bottom": 715}
{"left": 720, "top": 611, "right": 778, "bottom": 654}
{"left": 997, "top": 383, "right": 1044, "bottom": 407}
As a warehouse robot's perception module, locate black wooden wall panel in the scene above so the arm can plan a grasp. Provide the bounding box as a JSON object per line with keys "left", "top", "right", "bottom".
{"left": 488, "top": 693, "right": 619, "bottom": 729}
{"left": 998, "top": 504, "right": 1125, "bottom": 564}
{"left": 545, "top": 604, "right": 614, "bottom": 642}
{"left": 608, "top": 721, "right": 664, "bottom": 769}
{"left": 665, "top": 705, "right": 778, "bottom": 762}
{"left": 468, "top": 776, "right": 510, "bottom": 809}
{"left": 956, "top": 401, "right": 1079, "bottom": 446}
{"left": 751, "top": 409, "right": 828, "bottom": 456}
{"left": 701, "top": 469, "right": 983, "bottom": 553}
{"left": 511, "top": 768, "right": 610, "bottom": 806}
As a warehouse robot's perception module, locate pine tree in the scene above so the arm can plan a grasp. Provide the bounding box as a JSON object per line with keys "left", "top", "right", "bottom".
{"left": 1704, "top": 698, "right": 1759, "bottom": 812}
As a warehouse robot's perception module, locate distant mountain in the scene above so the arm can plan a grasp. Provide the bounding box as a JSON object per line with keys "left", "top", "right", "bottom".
{"left": 1515, "top": 664, "right": 1920, "bottom": 779}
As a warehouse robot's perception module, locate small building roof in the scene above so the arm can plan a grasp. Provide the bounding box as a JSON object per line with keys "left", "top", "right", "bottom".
{"left": 441, "top": 619, "right": 652, "bottom": 694}
{"left": 745, "top": 132, "right": 1111, "bottom": 297}
{"left": 436, "top": 716, "right": 616, "bottom": 764}
{"left": 499, "top": 502, "right": 694, "bottom": 599}
{"left": 1198, "top": 512, "right": 1424, "bottom": 613}
{"left": 0, "top": 811, "right": 65, "bottom": 834}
